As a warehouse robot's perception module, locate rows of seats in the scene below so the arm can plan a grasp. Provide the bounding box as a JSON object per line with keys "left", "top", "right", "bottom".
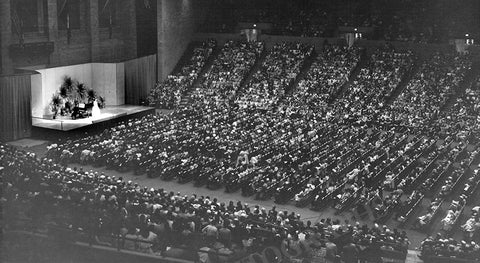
{"left": 46, "top": 39, "right": 480, "bottom": 239}
{"left": 235, "top": 42, "right": 314, "bottom": 109}
{"left": 193, "top": 40, "right": 264, "bottom": 103}
{"left": 415, "top": 141, "right": 479, "bottom": 231}
{"left": 2, "top": 143, "right": 410, "bottom": 261}
{"left": 438, "top": 75, "right": 480, "bottom": 140}
{"left": 382, "top": 53, "right": 472, "bottom": 129}
{"left": 420, "top": 233, "right": 480, "bottom": 262}
{"left": 148, "top": 40, "right": 216, "bottom": 109}
{"left": 284, "top": 45, "right": 361, "bottom": 110}
{"left": 335, "top": 45, "right": 414, "bottom": 125}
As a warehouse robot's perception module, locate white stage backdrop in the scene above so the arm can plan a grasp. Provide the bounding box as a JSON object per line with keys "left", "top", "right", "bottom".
{"left": 33, "top": 63, "right": 125, "bottom": 117}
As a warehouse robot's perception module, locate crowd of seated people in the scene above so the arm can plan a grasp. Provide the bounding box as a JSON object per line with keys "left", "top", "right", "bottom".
{"left": 336, "top": 45, "right": 414, "bottom": 125}
{"left": 462, "top": 206, "right": 480, "bottom": 241}
{"left": 382, "top": 52, "right": 472, "bottom": 130}
{"left": 444, "top": 170, "right": 480, "bottom": 237}
{"left": 42, "top": 35, "right": 480, "bottom": 245}
{"left": 441, "top": 196, "right": 467, "bottom": 232}
{"left": 395, "top": 137, "right": 457, "bottom": 223}
{"left": 48, "top": 100, "right": 391, "bottom": 208}
{"left": 420, "top": 233, "right": 480, "bottom": 261}
{"left": 148, "top": 40, "right": 216, "bottom": 109}
{"left": 368, "top": 137, "right": 439, "bottom": 221}
{"left": 235, "top": 42, "right": 314, "bottom": 109}
{"left": 202, "top": 0, "right": 478, "bottom": 43}
{"left": 284, "top": 45, "right": 362, "bottom": 110}
{"left": 437, "top": 75, "right": 480, "bottom": 142}
{"left": 193, "top": 40, "right": 264, "bottom": 104}
{"left": 2, "top": 143, "right": 410, "bottom": 261}
{"left": 414, "top": 142, "right": 479, "bottom": 231}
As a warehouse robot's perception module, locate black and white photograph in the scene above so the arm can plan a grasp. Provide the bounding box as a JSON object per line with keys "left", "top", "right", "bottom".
{"left": 1, "top": 0, "right": 480, "bottom": 262}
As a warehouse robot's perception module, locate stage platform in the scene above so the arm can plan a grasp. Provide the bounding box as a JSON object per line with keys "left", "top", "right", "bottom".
{"left": 31, "top": 105, "right": 155, "bottom": 138}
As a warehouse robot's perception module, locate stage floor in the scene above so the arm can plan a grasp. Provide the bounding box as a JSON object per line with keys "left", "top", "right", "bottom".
{"left": 32, "top": 105, "right": 155, "bottom": 131}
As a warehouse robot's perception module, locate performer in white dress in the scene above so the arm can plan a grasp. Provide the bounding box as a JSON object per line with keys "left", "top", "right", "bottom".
{"left": 91, "top": 99, "right": 101, "bottom": 118}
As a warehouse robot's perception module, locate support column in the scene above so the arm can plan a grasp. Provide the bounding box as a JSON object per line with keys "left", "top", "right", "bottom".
{"left": 46, "top": 0, "right": 59, "bottom": 65}
{"left": 157, "top": 0, "right": 164, "bottom": 80}
{"left": 0, "top": 0, "right": 13, "bottom": 74}
{"left": 88, "top": 0, "right": 100, "bottom": 62}
{"left": 157, "top": 0, "right": 195, "bottom": 81}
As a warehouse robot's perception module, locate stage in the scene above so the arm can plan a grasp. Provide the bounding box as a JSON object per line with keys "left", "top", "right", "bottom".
{"left": 32, "top": 105, "right": 155, "bottom": 132}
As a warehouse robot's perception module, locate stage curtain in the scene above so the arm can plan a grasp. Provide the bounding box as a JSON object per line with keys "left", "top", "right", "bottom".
{"left": 0, "top": 74, "right": 32, "bottom": 142}
{"left": 124, "top": 54, "right": 157, "bottom": 105}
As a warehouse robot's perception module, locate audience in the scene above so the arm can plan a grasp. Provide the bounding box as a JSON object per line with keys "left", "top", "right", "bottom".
{"left": 193, "top": 40, "right": 265, "bottom": 104}
{"left": 148, "top": 40, "right": 216, "bottom": 109}
{"left": 235, "top": 42, "right": 314, "bottom": 109}
{"left": 6, "top": 32, "right": 478, "bottom": 263}
{"left": 420, "top": 233, "right": 480, "bottom": 261}
{"left": 202, "top": 0, "right": 478, "bottom": 43}
{"left": 383, "top": 52, "right": 471, "bottom": 131}
{"left": 2, "top": 143, "right": 410, "bottom": 261}
{"left": 284, "top": 45, "right": 361, "bottom": 110}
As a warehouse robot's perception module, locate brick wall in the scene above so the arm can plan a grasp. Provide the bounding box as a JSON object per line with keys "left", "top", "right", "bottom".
{"left": 1, "top": 0, "right": 206, "bottom": 80}
{"left": 0, "top": 0, "right": 138, "bottom": 73}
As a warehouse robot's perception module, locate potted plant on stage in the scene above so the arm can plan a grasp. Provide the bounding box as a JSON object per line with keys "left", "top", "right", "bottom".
{"left": 50, "top": 94, "right": 62, "bottom": 119}
{"left": 60, "top": 76, "right": 78, "bottom": 115}
{"left": 76, "top": 83, "right": 87, "bottom": 102}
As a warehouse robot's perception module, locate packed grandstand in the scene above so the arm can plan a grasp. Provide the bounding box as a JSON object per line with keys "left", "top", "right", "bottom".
{"left": 2, "top": 1, "right": 480, "bottom": 263}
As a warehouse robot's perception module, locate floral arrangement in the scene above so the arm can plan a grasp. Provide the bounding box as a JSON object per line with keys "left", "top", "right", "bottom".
{"left": 50, "top": 76, "right": 105, "bottom": 118}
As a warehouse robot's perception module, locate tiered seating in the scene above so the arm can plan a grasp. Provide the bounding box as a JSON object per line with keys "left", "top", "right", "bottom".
{"left": 438, "top": 75, "right": 480, "bottom": 139}
{"left": 294, "top": 130, "right": 380, "bottom": 207}
{"left": 415, "top": 141, "right": 479, "bottom": 231}
{"left": 382, "top": 53, "right": 472, "bottom": 129}
{"left": 326, "top": 132, "right": 410, "bottom": 212}
{"left": 371, "top": 138, "right": 438, "bottom": 222}
{"left": 3, "top": 143, "right": 411, "bottom": 261}
{"left": 284, "top": 45, "right": 361, "bottom": 110}
{"left": 43, "top": 39, "right": 480, "bottom": 241}
{"left": 204, "top": 0, "right": 474, "bottom": 43}
{"left": 337, "top": 46, "right": 414, "bottom": 124}
{"left": 193, "top": 40, "right": 264, "bottom": 103}
{"left": 235, "top": 42, "right": 314, "bottom": 109}
{"left": 148, "top": 40, "right": 216, "bottom": 109}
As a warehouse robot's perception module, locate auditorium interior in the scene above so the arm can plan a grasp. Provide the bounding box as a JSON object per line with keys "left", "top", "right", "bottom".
{"left": 2, "top": 0, "right": 480, "bottom": 263}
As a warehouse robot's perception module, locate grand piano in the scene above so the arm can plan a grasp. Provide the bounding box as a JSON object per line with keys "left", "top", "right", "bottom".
{"left": 71, "top": 102, "right": 93, "bottom": 119}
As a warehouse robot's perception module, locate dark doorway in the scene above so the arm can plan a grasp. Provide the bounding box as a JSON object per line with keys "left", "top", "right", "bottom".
{"left": 136, "top": 0, "right": 157, "bottom": 57}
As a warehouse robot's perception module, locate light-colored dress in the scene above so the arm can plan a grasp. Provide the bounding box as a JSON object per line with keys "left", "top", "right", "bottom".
{"left": 92, "top": 100, "right": 101, "bottom": 117}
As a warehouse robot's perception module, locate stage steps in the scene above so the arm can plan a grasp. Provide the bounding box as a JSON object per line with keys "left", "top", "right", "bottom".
{"left": 329, "top": 48, "right": 369, "bottom": 104}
